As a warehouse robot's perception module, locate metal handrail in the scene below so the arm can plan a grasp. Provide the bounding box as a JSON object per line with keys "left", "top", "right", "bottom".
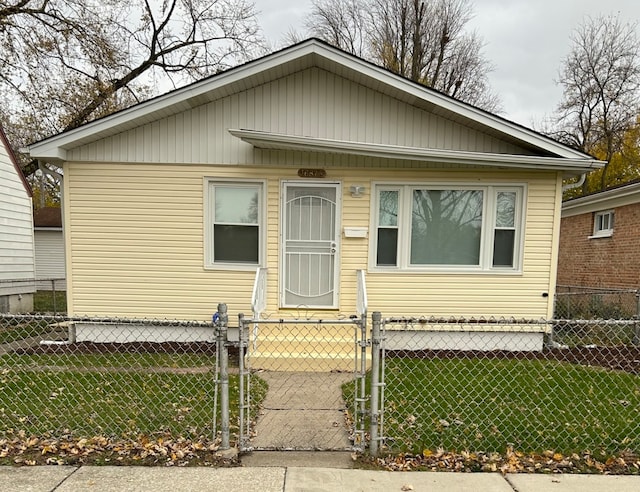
{"left": 251, "top": 267, "right": 267, "bottom": 318}
{"left": 356, "top": 269, "right": 368, "bottom": 319}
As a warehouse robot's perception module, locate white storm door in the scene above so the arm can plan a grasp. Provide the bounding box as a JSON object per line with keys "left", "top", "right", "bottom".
{"left": 282, "top": 183, "right": 340, "bottom": 308}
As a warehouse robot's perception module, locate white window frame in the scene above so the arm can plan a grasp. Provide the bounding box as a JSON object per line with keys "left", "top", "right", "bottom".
{"left": 591, "top": 210, "right": 614, "bottom": 238}
{"left": 370, "top": 182, "right": 526, "bottom": 273}
{"left": 204, "top": 178, "right": 266, "bottom": 270}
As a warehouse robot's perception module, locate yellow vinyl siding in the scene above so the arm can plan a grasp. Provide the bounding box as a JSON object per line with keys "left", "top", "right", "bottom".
{"left": 64, "top": 161, "right": 559, "bottom": 321}
{"left": 66, "top": 163, "right": 253, "bottom": 318}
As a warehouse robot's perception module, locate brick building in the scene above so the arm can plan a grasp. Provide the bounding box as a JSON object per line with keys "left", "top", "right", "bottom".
{"left": 559, "top": 180, "right": 640, "bottom": 289}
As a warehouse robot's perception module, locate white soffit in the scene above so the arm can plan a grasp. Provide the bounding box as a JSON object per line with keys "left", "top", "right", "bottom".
{"left": 229, "top": 129, "right": 605, "bottom": 175}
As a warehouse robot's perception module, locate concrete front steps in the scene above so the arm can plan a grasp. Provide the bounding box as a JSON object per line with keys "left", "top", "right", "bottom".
{"left": 245, "top": 322, "right": 369, "bottom": 372}
{"left": 248, "top": 351, "right": 359, "bottom": 372}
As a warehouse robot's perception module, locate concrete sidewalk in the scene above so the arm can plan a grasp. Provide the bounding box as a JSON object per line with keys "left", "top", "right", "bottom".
{"left": 2, "top": 465, "right": 639, "bottom": 492}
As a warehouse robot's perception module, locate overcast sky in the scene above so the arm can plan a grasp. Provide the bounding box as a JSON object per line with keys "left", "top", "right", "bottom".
{"left": 253, "top": 0, "right": 640, "bottom": 129}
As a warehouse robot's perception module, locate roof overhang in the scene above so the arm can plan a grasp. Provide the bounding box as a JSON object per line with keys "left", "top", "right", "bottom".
{"left": 26, "top": 39, "right": 598, "bottom": 166}
{"left": 562, "top": 181, "right": 640, "bottom": 217}
{"left": 229, "top": 129, "right": 605, "bottom": 177}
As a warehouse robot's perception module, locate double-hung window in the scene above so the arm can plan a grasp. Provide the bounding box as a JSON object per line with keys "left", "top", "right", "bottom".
{"left": 376, "top": 189, "right": 400, "bottom": 266}
{"left": 206, "top": 180, "right": 264, "bottom": 268}
{"left": 373, "top": 184, "right": 524, "bottom": 272}
{"left": 592, "top": 210, "right": 614, "bottom": 238}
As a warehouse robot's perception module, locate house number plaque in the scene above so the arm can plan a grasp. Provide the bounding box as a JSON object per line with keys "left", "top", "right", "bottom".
{"left": 298, "top": 168, "right": 326, "bottom": 178}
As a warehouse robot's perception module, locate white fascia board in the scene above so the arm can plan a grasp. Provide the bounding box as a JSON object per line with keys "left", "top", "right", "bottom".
{"left": 229, "top": 129, "right": 605, "bottom": 174}
{"left": 24, "top": 144, "right": 67, "bottom": 162}
{"left": 26, "top": 43, "right": 321, "bottom": 158}
{"left": 562, "top": 182, "right": 640, "bottom": 217}
{"left": 27, "top": 39, "right": 589, "bottom": 161}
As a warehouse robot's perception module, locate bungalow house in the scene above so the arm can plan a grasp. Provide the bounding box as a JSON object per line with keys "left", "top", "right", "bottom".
{"left": 0, "top": 124, "right": 36, "bottom": 313}
{"left": 559, "top": 179, "right": 640, "bottom": 290}
{"left": 25, "top": 40, "right": 603, "bottom": 351}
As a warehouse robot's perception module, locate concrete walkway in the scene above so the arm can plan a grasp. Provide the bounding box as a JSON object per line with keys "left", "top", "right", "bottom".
{"left": 2, "top": 464, "right": 640, "bottom": 492}
{"left": 250, "top": 372, "right": 353, "bottom": 450}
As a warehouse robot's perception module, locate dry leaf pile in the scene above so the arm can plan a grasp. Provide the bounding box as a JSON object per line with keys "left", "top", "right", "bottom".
{"left": 0, "top": 431, "right": 235, "bottom": 467}
{"left": 2, "top": 431, "right": 639, "bottom": 474}
{"left": 360, "top": 447, "right": 640, "bottom": 475}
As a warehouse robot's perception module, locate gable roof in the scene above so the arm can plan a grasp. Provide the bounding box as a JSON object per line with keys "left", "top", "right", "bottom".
{"left": 562, "top": 179, "right": 640, "bottom": 217}
{"left": 0, "top": 123, "right": 32, "bottom": 197}
{"left": 26, "top": 38, "right": 604, "bottom": 176}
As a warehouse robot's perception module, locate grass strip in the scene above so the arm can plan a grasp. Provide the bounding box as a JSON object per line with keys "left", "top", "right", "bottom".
{"left": 345, "top": 357, "right": 640, "bottom": 455}
{"left": 0, "top": 361, "right": 267, "bottom": 441}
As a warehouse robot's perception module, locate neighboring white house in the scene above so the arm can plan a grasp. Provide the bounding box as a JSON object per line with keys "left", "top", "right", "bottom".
{"left": 33, "top": 206, "right": 66, "bottom": 291}
{"left": 0, "top": 124, "right": 36, "bottom": 313}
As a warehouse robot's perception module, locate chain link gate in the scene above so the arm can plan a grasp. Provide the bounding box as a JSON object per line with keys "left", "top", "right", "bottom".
{"left": 236, "top": 312, "right": 368, "bottom": 452}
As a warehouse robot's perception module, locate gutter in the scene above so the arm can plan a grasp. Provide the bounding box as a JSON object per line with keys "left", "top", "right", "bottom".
{"left": 229, "top": 129, "right": 605, "bottom": 175}
{"left": 561, "top": 173, "right": 587, "bottom": 193}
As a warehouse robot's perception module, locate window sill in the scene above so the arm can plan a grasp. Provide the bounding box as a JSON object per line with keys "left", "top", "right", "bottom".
{"left": 204, "top": 263, "right": 263, "bottom": 272}
{"left": 588, "top": 231, "right": 613, "bottom": 239}
{"left": 368, "top": 266, "right": 523, "bottom": 275}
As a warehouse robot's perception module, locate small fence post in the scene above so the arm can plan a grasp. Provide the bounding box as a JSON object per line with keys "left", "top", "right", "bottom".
{"left": 217, "top": 303, "right": 230, "bottom": 450}
{"left": 52, "top": 279, "right": 57, "bottom": 314}
{"left": 634, "top": 292, "right": 640, "bottom": 346}
{"left": 369, "top": 311, "right": 382, "bottom": 456}
{"left": 238, "top": 312, "right": 246, "bottom": 450}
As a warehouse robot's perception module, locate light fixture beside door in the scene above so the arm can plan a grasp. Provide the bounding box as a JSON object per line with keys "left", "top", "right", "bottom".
{"left": 350, "top": 185, "right": 365, "bottom": 197}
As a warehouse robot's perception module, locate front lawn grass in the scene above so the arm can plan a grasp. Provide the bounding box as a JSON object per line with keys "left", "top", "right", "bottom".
{"left": 1, "top": 352, "right": 217, "bottom": 369}
{"left": 0, "top": 353, "right": 267, "bottom": 441}
{"left": 346, "top": 357, "right": 640, "bottom": 456}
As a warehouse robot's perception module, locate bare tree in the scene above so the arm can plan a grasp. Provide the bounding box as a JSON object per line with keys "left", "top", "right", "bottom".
{"left": 304, "top": 0, "right": 499, "bottom": 111}
{"left": 553, "top": 14, "right": 640, "bottom": 192}
{"left": 306, "top": 0, "right": 368, "bottom": 56}
{"left": 1, "top": 0, "right": 266, "bottom": 208}
{"left": 1, "top": 0, "right": 266, "bottom": 176}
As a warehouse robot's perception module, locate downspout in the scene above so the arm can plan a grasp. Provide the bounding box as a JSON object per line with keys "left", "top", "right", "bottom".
{"left": 561, "top": 172, "right": 586, "bottom": 193}
{"left": 546, "top": 172, "right": 587, "bottom": 348}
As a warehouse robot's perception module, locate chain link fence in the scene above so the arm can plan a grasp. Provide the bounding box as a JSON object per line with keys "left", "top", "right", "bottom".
{"left": 3, "top": 309, "right": 640, "bottom": 460}
{"left": 0, "top": 314, "right": 228, "bottom": 447}
{"left": 370, "top": 315, "right": 640, "bottom": 457}
{"left": 555, "top": 286, "right": 639, "bottom": 320}
{"left": 0, "top": 278, "right": 67, "bottom": 315}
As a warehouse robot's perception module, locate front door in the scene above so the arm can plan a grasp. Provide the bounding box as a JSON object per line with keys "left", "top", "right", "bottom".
{"left": 281, "top": 182, "right": 340, "bottom": 308}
